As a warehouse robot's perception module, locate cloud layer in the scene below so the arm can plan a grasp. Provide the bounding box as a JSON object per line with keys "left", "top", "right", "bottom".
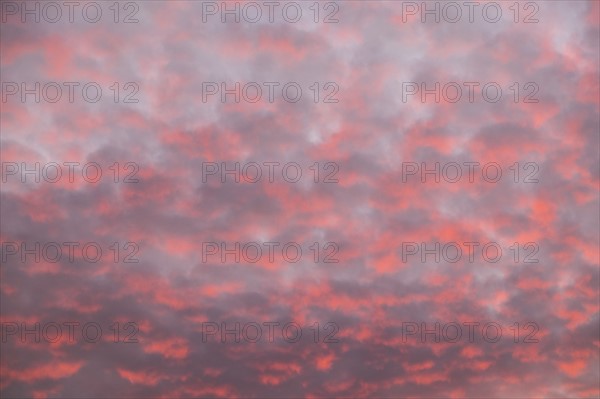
{"left": 1, "top": 1, "right": 599, "bottom": 397}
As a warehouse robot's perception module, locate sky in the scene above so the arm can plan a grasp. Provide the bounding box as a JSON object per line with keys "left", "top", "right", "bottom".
{"left": 1, "top": 0, "right": 599, "bottom": 397}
